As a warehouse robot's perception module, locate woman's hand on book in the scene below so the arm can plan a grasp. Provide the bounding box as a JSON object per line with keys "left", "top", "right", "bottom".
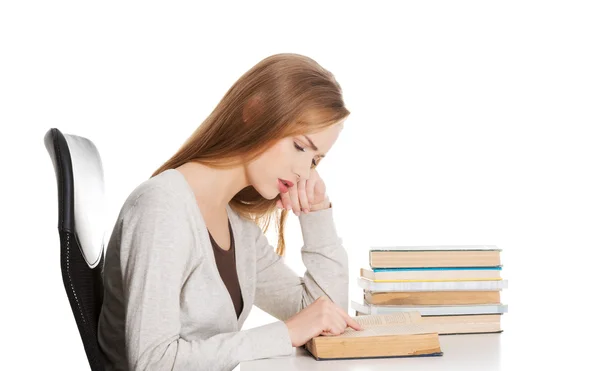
{"left": 284, "top": 296, "right": 363, "bottom": 347}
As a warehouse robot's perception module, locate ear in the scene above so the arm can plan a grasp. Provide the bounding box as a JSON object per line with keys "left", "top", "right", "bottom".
{"left": 242, "top": 95, "right": 263, "bottom": 123}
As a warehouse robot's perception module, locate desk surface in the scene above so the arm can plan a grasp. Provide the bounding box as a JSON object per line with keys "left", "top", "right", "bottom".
{"left": 241, "top": 333, "right": 504, "bottom": 371}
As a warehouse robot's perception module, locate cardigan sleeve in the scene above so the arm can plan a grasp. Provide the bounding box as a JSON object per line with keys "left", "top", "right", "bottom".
{"left": 252, "top": 206, "right": 349, "bottom": 322}
{"left": 117, "top": 188, "right": 293, "bottom": 371}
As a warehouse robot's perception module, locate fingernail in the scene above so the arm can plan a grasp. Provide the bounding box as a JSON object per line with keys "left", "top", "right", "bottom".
{"left": 294, "top": 210, "right": 299, "bottom": 216}
{"left": 303, "top": 208, "right": 309, "bottom": 214}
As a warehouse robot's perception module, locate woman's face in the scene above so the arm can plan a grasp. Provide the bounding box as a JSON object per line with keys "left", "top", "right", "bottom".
{"left": 246, "top": 122, "right": 344, "bottom": 200}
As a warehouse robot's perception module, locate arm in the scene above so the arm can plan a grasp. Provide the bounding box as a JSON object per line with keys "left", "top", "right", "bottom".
{"left": 120, "top": 188, "right": 292, "bottom": 371}
{"left": 253, "top": 206, "right": 349, "bottom": 322}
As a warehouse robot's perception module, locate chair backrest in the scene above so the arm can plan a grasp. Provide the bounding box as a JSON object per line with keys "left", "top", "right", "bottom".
{"left": 44, "top": 128, "right": 106, "bottom": 371}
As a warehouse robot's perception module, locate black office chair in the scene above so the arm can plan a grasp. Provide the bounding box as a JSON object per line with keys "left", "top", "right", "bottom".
{"left": 44, "top": 128, "right": 106, "bottom": 371}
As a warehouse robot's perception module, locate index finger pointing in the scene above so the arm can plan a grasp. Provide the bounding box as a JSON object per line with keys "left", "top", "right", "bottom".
{"left": 336, "top": 307, "right": 363, "bottom": 331}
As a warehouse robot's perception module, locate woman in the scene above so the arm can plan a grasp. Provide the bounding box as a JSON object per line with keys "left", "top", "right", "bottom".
{"left": 97, "top": 53, "right": 362, "bottom": 371}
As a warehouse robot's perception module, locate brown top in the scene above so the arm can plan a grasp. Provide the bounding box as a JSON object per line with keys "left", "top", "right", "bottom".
{"left": 208, "top": 219, "right": 244, "bottom": 319}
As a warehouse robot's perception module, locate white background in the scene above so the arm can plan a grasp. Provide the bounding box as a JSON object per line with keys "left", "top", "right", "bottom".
{"left": 2, "top": 1, "right": 599, "bottom": 370}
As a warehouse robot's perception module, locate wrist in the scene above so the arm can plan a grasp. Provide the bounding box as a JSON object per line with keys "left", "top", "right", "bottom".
{"left": 310, "top": 198, "right": 331, "bottom": 211}
{"left": 284, "top": 319, "right": 300, "bottom": 347}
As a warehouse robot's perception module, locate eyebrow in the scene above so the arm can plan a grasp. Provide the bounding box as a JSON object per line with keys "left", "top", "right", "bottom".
{"left": 303, "top": 135, "right": 325, "bottom": 158}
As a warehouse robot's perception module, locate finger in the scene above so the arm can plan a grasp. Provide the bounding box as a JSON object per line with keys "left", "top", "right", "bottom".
{"left": 320, "top": 321, "right": 336, "bottom": 336}
{"left": 321, "top": 327, "right": 340, "bottom": 336}
{"left": 334, "top": 315, "right": 348, "bottom": 335}
{"left": 280, "top": 190, "right": 292, "bottom": 211}
{"left": 347, "top": 316, "right": 363, "bottom": 331}
{"left": 288, "top": 182, "right": 301, "bottom": 215}
{"left": 306, "top": 177, "right": 317, "bottom": 205}
{"left": 297, "top": 179, "right": 310, "bottom": 214}
{"left": 322, "top": 317, "right": 345, "bottom": 336}
{"left": 329, "top": 307, "right": 350, "bottom": 334}
{"left": 306, "top": 169, "right": 319, "bottom": 204}
{"left": 314, "top": 179, "right": 326, "bottom": 202}
{"left": 336, "top": 306, "right": 363, "bottom": 331}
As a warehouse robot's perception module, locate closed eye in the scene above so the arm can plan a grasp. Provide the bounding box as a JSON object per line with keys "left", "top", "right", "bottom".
{"left": 294, "top": 142, "right": 319, "bottom": 167}
{"left": 293, "top": 142, "right": 306, "bottom": 152}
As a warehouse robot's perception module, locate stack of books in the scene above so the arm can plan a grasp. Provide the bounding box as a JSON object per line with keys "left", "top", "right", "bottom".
{"left": 351, "top": 245, "right": 508, "bottom": 335}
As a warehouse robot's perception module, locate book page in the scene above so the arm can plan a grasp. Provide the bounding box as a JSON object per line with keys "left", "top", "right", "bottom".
{"left": 339, "top": 323, "right": 435, "bottom": 338}
{"left": 353, "top": 311, "right": 421, "bottom": 329}
{"left": 338, "top": 321, "right": 491, "bottom": 338}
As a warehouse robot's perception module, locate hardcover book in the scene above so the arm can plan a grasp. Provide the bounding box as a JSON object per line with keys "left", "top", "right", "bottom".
{"left": 303, "top": 312, "right": 443, "bottom": 361}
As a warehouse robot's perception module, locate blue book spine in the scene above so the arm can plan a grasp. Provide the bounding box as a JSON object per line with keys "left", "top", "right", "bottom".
{"left": 372, "top": 266, "right": 502, "bottom": 272}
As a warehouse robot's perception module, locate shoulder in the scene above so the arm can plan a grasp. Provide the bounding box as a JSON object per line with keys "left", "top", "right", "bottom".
{"left": 121, "top": 169, "right": 192, "bottom": 219}
{"left": 117, "top": 171, "right": 197, "bottom": 251}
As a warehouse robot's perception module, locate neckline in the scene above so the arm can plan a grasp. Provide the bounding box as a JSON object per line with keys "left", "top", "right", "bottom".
{"left": 208, "top": 219, "right": 234, "bottom": 254}
{"left": 165, "top": 168, "right": 234, "bottom": 219}
{"left": 163, "top": 168, "right": 248, "bottom": 326}
{"left": 166, "top": 168, "right": 236, "bottom": 251}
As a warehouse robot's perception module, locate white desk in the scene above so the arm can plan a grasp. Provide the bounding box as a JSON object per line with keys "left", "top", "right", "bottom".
{"left": 241, "top": 333, "right": 504, "bottom": 371}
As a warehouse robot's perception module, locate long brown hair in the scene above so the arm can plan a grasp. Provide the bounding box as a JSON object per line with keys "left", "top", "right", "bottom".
{"left": 151, "top": 53, "right": 350, "bottom": 256}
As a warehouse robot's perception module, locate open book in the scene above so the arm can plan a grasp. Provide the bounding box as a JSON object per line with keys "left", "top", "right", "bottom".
{"left": 303, "top": 311, "right": 443, "bottom": 361}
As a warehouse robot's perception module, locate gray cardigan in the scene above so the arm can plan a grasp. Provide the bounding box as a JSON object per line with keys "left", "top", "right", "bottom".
{"left": 97, "top": 169, "right": 349, "bottom": 371}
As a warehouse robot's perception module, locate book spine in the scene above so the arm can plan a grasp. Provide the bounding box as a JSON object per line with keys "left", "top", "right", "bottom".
{"left": 351, "top": 300, "right": 509, "bottom": 316}
{"left": 372, "top": 267, "right": 502, "bottom": 272}
{"left": 358, "top": 277, "right": 509, "bottom": 292}
{"left": 369, "top": 245, "right": 500, "bottom": 252}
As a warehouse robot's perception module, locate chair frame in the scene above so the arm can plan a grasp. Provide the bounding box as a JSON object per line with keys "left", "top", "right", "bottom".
{"left": 45, "top": 128, "right": 106, "bottom": 371}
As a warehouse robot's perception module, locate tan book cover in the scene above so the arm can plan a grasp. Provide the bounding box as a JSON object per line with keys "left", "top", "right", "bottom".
{"left": 365, "top": 290, "right": 501, "bottom": 305}
{"left": 303, "top": 312, "right": 443, "bottom": 361}
{"left": 369, "top": 250, "right": 501, "bottom": 268}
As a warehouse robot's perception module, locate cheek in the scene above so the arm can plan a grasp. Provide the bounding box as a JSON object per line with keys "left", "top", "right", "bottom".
{"left": 271, "top": 140, "right": 289, "bottom": 157}
{"left": 250, "top": 145, "right": 286, "bottom": 180}
{"left": 249, "top": 141, "right": 295, "bottom": 183}
{"left": 265, "top": 141, "right": 291, "bottom": 167}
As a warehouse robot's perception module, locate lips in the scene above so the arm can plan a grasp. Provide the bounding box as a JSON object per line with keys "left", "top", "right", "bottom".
{"left": 280, "top": 179, "right": 294, "bottom": 188}
{"left": 278, "top": 178, "right": 294, "bottom": 193}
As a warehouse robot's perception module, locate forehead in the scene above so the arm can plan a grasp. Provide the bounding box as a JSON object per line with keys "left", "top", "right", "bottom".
{"left": 296, "top": 109, "right": 345, "bottom": 148}
{"left": 309, "top": 122, "right": 343, "bottom": 140}
{"left": 305, "top": 122, "right": 343, "bottom": 153}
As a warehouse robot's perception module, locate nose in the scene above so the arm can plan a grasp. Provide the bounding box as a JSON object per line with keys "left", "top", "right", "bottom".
{"left": 295, "top": 168, "right": 310, "bottom": 181}
{"left": 293, "top": 161, "right": 312, "bottom": 181}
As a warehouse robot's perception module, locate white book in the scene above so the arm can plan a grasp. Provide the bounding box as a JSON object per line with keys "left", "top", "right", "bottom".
{"left": 360, "top": 267, "right": 503, "bottom": 281}
{"left": 369, "top": 245, "right": 501, "bottom": 252}
{"left": 352, "top": 300, "right": 509, "bottom": 316}
{"left": 358, "top": 277, "right": 508, "bottom": 292}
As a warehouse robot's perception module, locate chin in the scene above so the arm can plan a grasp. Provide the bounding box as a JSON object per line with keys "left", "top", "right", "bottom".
{"left": 253, "top": 183, "right": 279, "bottom": 200}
